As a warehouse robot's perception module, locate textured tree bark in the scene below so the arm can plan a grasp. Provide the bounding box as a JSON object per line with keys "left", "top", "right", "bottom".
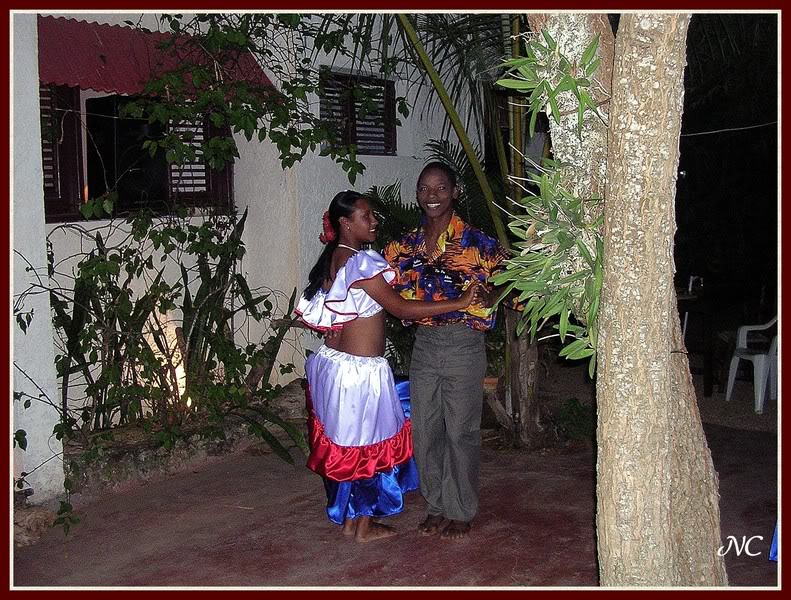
{"left": 524, "top": 13, "right": 615, "bottom": 324}
{"left": 485, "top": 309, "right": 556, "bottom": 449}
{"left": 505, "top": 308, "right": 556, "bottom": 449}
{"left": 595, "top": 13, "right": 727, "bottom": 585}
{"left": 527, "top": 13, "right": 614, "bottom": 204}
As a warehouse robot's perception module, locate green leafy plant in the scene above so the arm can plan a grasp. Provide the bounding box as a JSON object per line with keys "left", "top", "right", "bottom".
{"left": 122, "top": 13, "right": 412, "bottom": 185}
{"left": 53, "top": 500, "right": 80, "bottom": 537}
{"left": 17, "top": 207, "right": 307, "bottom": 465}
{"left": 79, "top": 191, "right": 117, "bottom": 220}
{"left": 13, "top": 429, "right": 27, "bottom": 450}
{"left": 14, "top": 309, "right": 33, "bottom": 334}
{"left": 496, "top": 31, "right": 605, "bottom": 137}
{"left": 492, "top": 31, "right": 606, "bottom": 378}
{"left": 490, "top": 162, "right": 603, "bottom": 377}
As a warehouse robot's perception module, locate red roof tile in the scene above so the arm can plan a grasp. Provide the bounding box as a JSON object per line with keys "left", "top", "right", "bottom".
{"left": 37, "top": 15, "right": 273, "bottom": 96}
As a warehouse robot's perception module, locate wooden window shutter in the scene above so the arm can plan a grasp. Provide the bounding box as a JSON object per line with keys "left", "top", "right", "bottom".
{"left": 40, "top": 85, "right": 84, "bottom": 223}
{"left": 353, "top": 78, "right": 396, "bottom": 156}
{"left": 167, "top": 116, "right": 233, "bottom": 212}
{"left": 320, "top": 71, "right": 396, "bottom": 156}
{"left": 319, "top": 72, "right": 354, "bottom": 148}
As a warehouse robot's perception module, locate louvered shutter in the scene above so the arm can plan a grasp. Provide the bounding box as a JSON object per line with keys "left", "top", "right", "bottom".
{"left": 320, "top": 72, "right": 396, "bottom": 156}
{"left": 319, "top": 74, "right": 354, "bottom": 147}
{"left": 39, "top": 86, "right": 60, "bottom": 198}
{"left": 40, "top": 85, "right": 84, "bottom": 222}
{"left": 168, "top": 116, "right": 232, "bottom": 212}
{"left": 353, "top": 78, "right": 396, "bottom": 156}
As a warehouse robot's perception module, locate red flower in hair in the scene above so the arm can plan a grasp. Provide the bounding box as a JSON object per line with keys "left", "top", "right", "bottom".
{"left": 319, "top": 211, "right": 336, "bottom": 244}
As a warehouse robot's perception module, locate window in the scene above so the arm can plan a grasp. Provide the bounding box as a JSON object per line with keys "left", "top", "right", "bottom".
{"left": 319, "top": 70, "right": 397, "bottom": 156}
{"left": 85, "top": 95, "right": 169, "bottom": 214}
{"left": 40, "top": 85, "right": 233, "bottom": 222}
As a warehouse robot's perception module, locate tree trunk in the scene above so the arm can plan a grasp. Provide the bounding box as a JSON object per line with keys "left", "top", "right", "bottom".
{"left": 523, "top": 12, "right": 615, "bottom": 330}
{"left": 505, "top": 308, "right": 556, "bottom": 449}
{"left": 484, "top": 308, "right": 557, "bottom": 449}
{"left": 500, "top": 13, "right": 613, "bottom": 451}
{"left": 527, "top": 14, "right": 614, "bottom": 204}
{"left": 595, "top": 13, "right": 727, "bottom": 585}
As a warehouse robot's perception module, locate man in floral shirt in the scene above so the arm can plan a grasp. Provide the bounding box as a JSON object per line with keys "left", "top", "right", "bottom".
{"left": 384, "top": 162, "right": 508, "bottom": 540}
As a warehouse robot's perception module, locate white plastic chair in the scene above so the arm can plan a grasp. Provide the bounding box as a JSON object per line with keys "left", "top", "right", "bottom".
{"left": 725, "top": 317, "right": 778, "bottom": 414}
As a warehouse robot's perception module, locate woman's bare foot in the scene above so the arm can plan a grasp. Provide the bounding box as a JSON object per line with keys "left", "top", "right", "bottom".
{"left": 418, "top": 514, "right": 445, "bottom": 536}
{"left": 355, "top": 516, "right": 397, "bottom": 543}
{"left": 342, "top": 518, "right": 358, "bottom": 536}
{"left": 440, "top": 520, "right": 471, "bottom": 540}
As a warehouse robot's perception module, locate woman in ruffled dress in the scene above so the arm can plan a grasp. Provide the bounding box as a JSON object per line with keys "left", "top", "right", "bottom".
{"left": 296, "top": 190, "right": 479, "bottom": 542}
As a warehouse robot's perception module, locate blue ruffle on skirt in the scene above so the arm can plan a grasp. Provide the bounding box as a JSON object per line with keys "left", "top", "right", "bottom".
{"left": 394, "top": 375, "right": 411, "bottom": 418}
{"left": 324, "top": 458, "right": 419, "bottom": 525}
{"left": 323, "top": 376, "right": 417, "bottom": 525}
{"left": 769, "top": 523, "right": 778, "bottom": 561}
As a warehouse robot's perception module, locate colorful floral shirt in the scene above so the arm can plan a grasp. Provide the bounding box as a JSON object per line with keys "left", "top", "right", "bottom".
{"left": 384, "top": 213, "right": 509, "bottom": 331}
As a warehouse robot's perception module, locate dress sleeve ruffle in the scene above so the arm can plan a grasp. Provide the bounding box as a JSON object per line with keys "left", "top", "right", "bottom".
{"left": 295, "top": 249, "right": 396, "bottom": 332}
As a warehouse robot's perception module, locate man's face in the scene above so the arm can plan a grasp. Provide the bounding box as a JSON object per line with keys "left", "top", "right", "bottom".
{"left": 416, "top": 169, "right": 458, "bottom": 221}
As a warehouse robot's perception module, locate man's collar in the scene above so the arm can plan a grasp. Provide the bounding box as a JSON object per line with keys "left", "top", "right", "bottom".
{"left": 446, "top": 213, "right": 465, "bottom": 238}
{"left": 419, "top": 212, "right": 463, "bottom": 237}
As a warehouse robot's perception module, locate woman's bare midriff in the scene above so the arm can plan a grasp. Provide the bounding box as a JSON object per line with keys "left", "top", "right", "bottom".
{"left": 324, "top": 311, "right": 386, "bottom": 357}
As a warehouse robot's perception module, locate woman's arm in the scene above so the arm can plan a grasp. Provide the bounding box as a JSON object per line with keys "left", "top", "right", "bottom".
{"left": 353, "top": 275, "right": 478, "bottom": 321}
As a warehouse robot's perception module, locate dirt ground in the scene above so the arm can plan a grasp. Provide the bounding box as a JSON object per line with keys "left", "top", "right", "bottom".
{"left": 12, "top": 352, "right": 779, "bottom": 589}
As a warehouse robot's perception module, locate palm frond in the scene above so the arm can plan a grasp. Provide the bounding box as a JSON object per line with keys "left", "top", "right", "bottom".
{"left": 306, "top": 14, "right": 407, "bottom": 80}
{"left": 364, "top": 181, "right": 422, "bottom": 253}
{"left": 684, "top": 13, "right": 776, "bottom": 115}
{"left": 409, "top": 14, "right": 524, "bottom": 139}
{"left": 306, "top": 13, "right": 527, "bottom": 154}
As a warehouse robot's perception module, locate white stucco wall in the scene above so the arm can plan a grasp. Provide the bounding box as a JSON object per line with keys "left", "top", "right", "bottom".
{"left": 234, "top": 133, "right": 305, "bottom": 379}
{"left": 12, "top": 13, "right": 64, "bottom": 505}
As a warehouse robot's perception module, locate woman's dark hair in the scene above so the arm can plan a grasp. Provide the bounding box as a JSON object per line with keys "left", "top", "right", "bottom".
{"left": 303, "top": 190, "right": 364, "bottom": 300}
{"left": 418, "top": 161, "right": 458, "bottom": 188}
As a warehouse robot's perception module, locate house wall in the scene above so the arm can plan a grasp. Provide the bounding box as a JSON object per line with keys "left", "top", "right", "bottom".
{"left": 41, "top": 12, "right": 306, "bottom": 386}
{"left": 23, "top": 11, "right": 479, "bottom": 430}
{"left": 233, "top": 130, "right": 305, "bottom": 375}
{"left": 12, "top": 13, "right": 64, "bottom": 505}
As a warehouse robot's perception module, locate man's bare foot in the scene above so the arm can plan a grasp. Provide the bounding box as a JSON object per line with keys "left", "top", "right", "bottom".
{"left": 418, "top": 514, "right": 445, "bottom": 536}
{"left": 342, "top": 518, "right": 357, "bottom": 536}
{"left": 355, "top": 517, "right": 397, "bottom": 543}
{"left": 440, "top": 520, "right": 471, "bottom": 540}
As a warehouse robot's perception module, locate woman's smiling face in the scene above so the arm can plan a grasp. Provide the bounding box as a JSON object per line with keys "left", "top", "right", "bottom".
{"left": 341, "top": 197, "right": 379, "bottom": 244}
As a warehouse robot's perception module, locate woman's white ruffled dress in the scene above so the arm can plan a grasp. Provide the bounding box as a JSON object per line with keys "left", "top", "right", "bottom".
{"left": 296, "top": 249, "right": 418, "bottom": 524}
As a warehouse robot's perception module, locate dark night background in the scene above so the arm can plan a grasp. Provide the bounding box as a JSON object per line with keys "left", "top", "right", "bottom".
{"left": 675, "top": 13, "right": 778, "bottom": 350}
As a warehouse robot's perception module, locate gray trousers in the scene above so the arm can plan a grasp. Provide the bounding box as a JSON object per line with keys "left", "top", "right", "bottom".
{"left": 409, "top": 323, "right": 487, "bottom": 522}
